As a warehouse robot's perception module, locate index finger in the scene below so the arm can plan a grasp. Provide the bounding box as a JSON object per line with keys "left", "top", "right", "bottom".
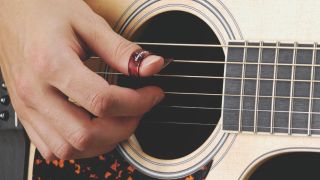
{"left": 72, "top": 10, "right": 165, "bottom": 77}
{"left": 50, "top": 49, "right": 164, "bottom": 117}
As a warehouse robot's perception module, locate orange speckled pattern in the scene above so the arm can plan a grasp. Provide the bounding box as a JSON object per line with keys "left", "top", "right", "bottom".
{"left": 33, "top": 150, "right": 212, "bottom": 180}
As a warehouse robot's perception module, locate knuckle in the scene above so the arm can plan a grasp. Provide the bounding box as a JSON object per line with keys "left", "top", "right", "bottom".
{"left": 68, "top": 128, "right": 93, "bottom": 151}
{"left": 91, "top": 14, "right": 112, "bottom": 32}
{"left": 41, "top": 150, "right": 56, "bottom": 161}
{"left": 14, "top": 78, "right": 34, "bottom": 106}
{"left": 112, "top": 37, "right": 139, "bottom": 61}
{"left": 83, "top": 14, "right": 110, "bottom": 45}
{"left": 89, "top": 91, "right": 114, "bottom": 116}
{"left": 94, "top": 14, "right": 109, "bottom": 27}
{"left": 53, "top": 143, "right": 74, "bottom": 160}
{"left": 25, "top": 46, "right": 59, "bottom": 77}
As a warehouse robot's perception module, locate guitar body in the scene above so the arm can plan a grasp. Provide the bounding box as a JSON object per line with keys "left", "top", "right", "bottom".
{"left": 25, "top": 0, "right": 320, "bottom": 179}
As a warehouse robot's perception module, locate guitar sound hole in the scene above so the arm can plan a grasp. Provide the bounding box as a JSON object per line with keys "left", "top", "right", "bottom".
{"left": 250, "top": 153, "right": 320, "bottom": 179}
{"left": 117, "top": 11, "right": 225, "bottom": 159}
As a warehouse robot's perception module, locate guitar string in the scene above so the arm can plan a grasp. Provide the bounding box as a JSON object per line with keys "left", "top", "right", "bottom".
{"left": 91, "top": 57, "right": 320, "bottom": 67}
{"left": 134, "top": 42, "right": 320, "bottom": 50}
{"left": 156, "top": 105, "right": 320, "bottom": 114}
{"left": 96, "top": 71, "right": 320, "bottom": 99}
{"left": 96, "top": 72, "right": 320, "bottom": 129}
{"left": 96, "top": 72, "right": 320, "bottom": 83}
{"left": 270, "top": 42, "right": 280, "bottom": 133}
{"left": 91, "top": 42, "right": 320, "bottom": 130}
{"left": 159, "top": 92, "right": 320, "bottom": 99}
{"left": 308, "top": 43, "right": 318, "bottom": 135}
{"left": 140, "top": 120, "right": 320, "bottom": 132}
{"left": 238, "top": 41, "right": 248, "bottom": 131}
{"left": 253, "top": 42, "right": 263, "bottom": 133}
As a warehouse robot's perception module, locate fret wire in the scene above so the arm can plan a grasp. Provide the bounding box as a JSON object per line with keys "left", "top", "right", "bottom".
{"left": 221, "top": 64, "right": 226, "bottom": 131}
{"left": 271, "top": 42, "right": 280, "bottom": 134}
{"left": 91, "top": 57, "right": 320, "bottom": 67}
{"left": 254, "top": 42, "right": 263, "bottom": 133}
{"left": 134, "top": 41, "right": 320, "bottom": 50}
{"left": 288, "top": 42, "right": 298, "bottom": 135}
{"left": 221, "top": 42, "right": 229, "bottom": 133}
{"left": 239, "top": 41, "right": 248, "bottom": 132}
{"left": 308, "top": 43, "right": 317, "bottom": 136}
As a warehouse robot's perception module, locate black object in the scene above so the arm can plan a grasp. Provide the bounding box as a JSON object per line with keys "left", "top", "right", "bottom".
{"left": 0, "top": 95, "right": 10, "bottom": 106}
{"left": 0, "top": 76, "right": 29, "bottom": 180}
{"left": 0, "top": 111, "right": 9, "bottom": 121}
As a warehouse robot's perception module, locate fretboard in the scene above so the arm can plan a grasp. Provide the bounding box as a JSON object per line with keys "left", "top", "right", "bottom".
{"left": 222, "top": 41, "right": 320, "bottom": 135}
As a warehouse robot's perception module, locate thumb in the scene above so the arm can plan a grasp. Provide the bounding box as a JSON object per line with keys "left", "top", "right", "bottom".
{"left": 73, "top": 13, "right": 164, "bottom": 77}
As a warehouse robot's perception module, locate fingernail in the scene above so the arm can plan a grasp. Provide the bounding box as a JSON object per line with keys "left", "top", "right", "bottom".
{"left": 163, "top": 58, "right": 174, "bottom": 69}
{"left": 141, "top": 55, "right": 173, "bottom": 69}
{"left": 153, "top": 94, "right": 164, "bottom": 106}
{"left": 140, "top": 55, "right": 163, "bottom": 67}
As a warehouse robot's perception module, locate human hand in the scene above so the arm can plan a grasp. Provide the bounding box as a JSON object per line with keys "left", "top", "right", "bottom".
{"left": 0, "top": 0, "right": 164, "bottom": 160}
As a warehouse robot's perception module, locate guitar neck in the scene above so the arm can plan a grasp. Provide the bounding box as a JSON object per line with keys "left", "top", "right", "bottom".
{"left": 223, "top": 41, "right": 320, "bottom": 135}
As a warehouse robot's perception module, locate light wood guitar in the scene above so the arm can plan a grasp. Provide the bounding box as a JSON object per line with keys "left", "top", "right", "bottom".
{"left": 3, "top": 0, "right": 320, "bottom": 179}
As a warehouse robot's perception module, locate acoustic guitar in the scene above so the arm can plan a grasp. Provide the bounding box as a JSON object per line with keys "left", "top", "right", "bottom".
{"left": 2, "top": 0, "right": 320, "bottom": 179}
